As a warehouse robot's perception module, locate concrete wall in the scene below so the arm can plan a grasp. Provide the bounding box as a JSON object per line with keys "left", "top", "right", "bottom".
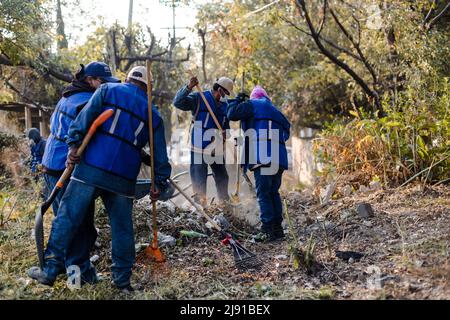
{"left": 291, "top": 128, "right": 319, "bottom": 187}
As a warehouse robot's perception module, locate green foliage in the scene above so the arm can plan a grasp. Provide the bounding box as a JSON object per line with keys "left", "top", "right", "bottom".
{"left": 0, "top": 0, "right": 51, "bottom": 62}
{"left": 0, "top": 132, "right": 18, "bottom": 152}
{"left": 315, "top": 75, "right": 449, "bottom": 186}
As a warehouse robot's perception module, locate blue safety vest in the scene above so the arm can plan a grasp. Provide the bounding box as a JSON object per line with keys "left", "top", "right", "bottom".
{"left": 191, "top": 91, "right": 227, "bottom": 149}
{"left": 83, "top": 83, "right": 161, "bottom": 181}
{"left": 42, "top": 92, "right": 93, "bottom": 171}
{"left": 241, "top": 97, "right": 290, "bottom": 170}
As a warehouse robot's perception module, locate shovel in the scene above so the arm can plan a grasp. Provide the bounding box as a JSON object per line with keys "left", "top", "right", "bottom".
{"left": 34, "top": 109, "right": 115, "bottom": 269}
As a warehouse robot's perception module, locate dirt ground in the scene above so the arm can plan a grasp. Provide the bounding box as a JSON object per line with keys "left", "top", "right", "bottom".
{"left": 0, "top": 175, "right": 449, "bottom": 299}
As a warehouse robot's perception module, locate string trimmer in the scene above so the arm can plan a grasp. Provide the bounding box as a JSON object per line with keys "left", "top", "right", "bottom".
{"left": 34, "top": 109, "right": 115, "bottom": 269}
{"left": 169, "top": 178, "right": 262, "bottom": 271}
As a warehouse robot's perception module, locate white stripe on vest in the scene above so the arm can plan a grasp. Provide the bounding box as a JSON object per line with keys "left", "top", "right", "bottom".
{"left": 133, "top": 121, "right": 144, "bottom": 145}
{"left": 109, "top": 109, "right": 122, "bottom": 134}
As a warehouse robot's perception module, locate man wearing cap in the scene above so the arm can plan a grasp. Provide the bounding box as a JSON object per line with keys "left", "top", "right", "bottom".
{"left": 28, "top": 66, "right": 173, "bottom": 292}
{"left": 36, "top": 61, "right": 119, "bottom": 283}
{"left": 173, "top": 76, "right": 233, "bottom": 206}
{"left": 227, "top": 85, "right": 291, "bottom": 242}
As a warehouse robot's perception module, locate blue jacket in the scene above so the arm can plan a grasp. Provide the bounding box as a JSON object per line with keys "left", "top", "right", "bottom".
{"left": 30, "top": 139, "right": 46, "bottom": 173}
{"left": 173, "top": 85, "right": 229, "bottom": 150}
{"left": 227, "top": 97, "right": 291, "bottom": 171}
{"left": 67, "top": 82, "right": 172, "bottom": 197}
{"left": 42, "top": 91, "right": 93, "bottom": 173}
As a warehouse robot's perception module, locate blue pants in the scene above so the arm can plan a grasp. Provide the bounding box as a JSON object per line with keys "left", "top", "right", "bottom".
{"left": 44, "top": 179, "right": 135, "bottom": 287}
{"left": 190, "top": 151, "right": 229, "bottom": 203}
{"left": 43, "top": 174, "right": 97, "bottom": 273}
{"left": 253, "top": 167, "right": 284, "bottom": 226}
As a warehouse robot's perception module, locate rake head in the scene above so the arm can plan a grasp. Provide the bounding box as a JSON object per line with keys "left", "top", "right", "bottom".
{"left": 221, "top": 233, "right": 262, "bottom": 271}
{"left": 143, "top": 244, "right": 166, "bottom": 263}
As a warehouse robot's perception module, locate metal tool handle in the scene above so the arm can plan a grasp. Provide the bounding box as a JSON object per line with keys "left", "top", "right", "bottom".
{"left": 169, "top": 178, "right": 222, "bottom": 232}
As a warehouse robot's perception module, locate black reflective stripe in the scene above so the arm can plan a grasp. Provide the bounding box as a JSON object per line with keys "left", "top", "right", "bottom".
{"left": 97, "top": 130, "right": 143, "bottom": 151}
{"left": 254, "top": 117, "right": 285, "bottom": 128}
{"left": 53, "top": 135, "right": 66, "bottom": 142}
{"left": 104, "top": 103, "right": 148, "bottom": 124}
{"left": 55, "top": 107, "right": 76, "bottom": 120}
{"left": 82, "top": 160, "right": 135, "bottom": 182}
{"left": 75, "top": 102, "right": 88, "bottom": 115}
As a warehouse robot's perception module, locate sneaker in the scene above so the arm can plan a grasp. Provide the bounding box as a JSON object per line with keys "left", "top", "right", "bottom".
{"left": 272, "top": 222, "right": 285, "bottom": 240}
{"left": 116, "top": 284, "right": 135, "bottom": 294}
{"left": 27, "top": 266, "right": 56, "bottom": 286}
{"left": 252, "top": 224, "right": 276, "bottom": 242}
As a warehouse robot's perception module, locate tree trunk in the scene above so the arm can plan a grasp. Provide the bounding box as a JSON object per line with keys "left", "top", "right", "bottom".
{"left": 56, "top": 0, "right": 68, "bottom": 51}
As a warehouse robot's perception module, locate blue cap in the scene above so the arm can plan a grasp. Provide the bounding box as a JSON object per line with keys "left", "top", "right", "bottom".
{"left": 84, "top": 62, "right": 120, "bottom": 83}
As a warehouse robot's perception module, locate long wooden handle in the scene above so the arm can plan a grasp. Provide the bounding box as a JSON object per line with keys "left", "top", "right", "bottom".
{"left": 146, "top": 60, "right": 160, "bottom": 249}
{"left": 188, "top": 71, "right": 223, "bottom": 131}
{"left": 56, "top": 109, "right": 115, "bottom": 188}
{"left": 146, "top": 60, "right": 156, "bottom": 192}
{"left": 169, "top": 178, "right": 222, "bottom": 232}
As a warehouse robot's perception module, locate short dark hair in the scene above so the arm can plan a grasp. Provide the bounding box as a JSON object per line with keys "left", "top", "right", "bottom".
{"left": 127, "top": 78, "right": 147, "bottom": 89}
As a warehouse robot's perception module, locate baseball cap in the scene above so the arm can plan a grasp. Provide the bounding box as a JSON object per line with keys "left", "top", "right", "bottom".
{"left": 215, "top": 77, "right": 234, "bottom": 97}
{"left": 84, "top": 62, "right": 120, "bottom": 83}
{"left": 127, "top": 66, "right": 148, "bottom": 85}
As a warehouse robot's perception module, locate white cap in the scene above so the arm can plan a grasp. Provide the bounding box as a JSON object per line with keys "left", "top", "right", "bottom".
{"left": 127, "top": 66, "right": 148, "bottom": 85}
{"left": 215, "top": 77, "right": 234, "bottom": 96}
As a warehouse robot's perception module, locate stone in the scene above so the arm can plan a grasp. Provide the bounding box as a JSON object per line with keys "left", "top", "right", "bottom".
{"left": 359, "top": 185, "right": 370, "bottom": 193}
{"left": 275, "top": 254, "right": 288, "bottom": 260}
{"left": 340, "top": 209, "right": 353, "bottom": 220}
{"left": 363, "top": 220, "right": 373, "bottom": 227}
{"left": 342, "top": 185, "right": 352, "bottom": 197}
{"left": 369, "top": 181, "right": 382, "bottom": 191}
{"left": 356, "top": 202, "right": 374, "bottom": 219}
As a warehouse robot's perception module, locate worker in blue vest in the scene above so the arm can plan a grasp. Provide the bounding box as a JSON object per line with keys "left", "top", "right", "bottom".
{"left": 227, "top": 85, "right": 291, "bottom": 242}
{"left": 26, "top": 128, "right": 46, "bottom": 175}
{"left": 28, "top": 66, "right": 173, "bottom": 292}
{"left": 173, "top": 76, "right": 233, "bottom": 207}
{"left": 40, "top": 61, "right": 119, "bottom": 282}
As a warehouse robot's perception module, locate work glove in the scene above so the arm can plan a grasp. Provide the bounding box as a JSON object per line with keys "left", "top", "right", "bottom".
{"left": 236, "top": 92, "right": 249, "bottom": 103}
{"left": 66, "top": 146, "right": 81, "bottom": 168}
{"left": 156, "top": 180, "right": 175, "bottom": 201}
{"left": 187, "top": 76, "right": 199, "bottom": 91}
{"left": 150, "top": 188, "right": 160, "bottom": 202}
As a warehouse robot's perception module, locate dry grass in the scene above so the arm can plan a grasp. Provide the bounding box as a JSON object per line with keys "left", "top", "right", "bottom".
{"left": 0, "top": 176, "right": 449, "bottom": 300}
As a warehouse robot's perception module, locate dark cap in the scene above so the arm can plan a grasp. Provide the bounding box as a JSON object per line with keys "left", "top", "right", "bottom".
{"left": 84, "top": 62, "right": 120, "bottom": 83}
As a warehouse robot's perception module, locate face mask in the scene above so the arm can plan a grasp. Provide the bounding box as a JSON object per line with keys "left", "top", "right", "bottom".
{"left": 220, "top": 96, "right": 228, "bottom": 103}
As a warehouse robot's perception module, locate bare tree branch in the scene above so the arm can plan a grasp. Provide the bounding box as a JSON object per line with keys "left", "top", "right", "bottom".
{"left": 295, "top": 0, "right": 381, "bottom": 113}
{"left": 427, "top": 1, "right": 450, "bottom": 29}
{"left": 0, "top": 54, "right": 72, "bottom": 83}
{"left": 198, "top": 28, "right": 208, "bottom": 83}
{"left": 423, "top": 0, "right": 437, "bottom": 24}
{"left": 280, "top": 15, "right": 363, "bottom": 62}
{"left": 317, "top": 0, "right": 328, "bottom": 36}
{"left": 329, "top": 7, "right": 378, "bottom": 85}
